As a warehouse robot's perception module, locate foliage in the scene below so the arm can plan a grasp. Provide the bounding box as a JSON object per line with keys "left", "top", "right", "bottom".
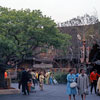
{"left": 57, "top": 13, "right": 100, "bottom": 48}
{"left": 58, "top": 14, "right": 99, "bottom": 27}
{"left": 54, "top": 72, "right": 68, "bottom": 84}
{"left": 0, "top": 6, "right": 71, "bottom": 64}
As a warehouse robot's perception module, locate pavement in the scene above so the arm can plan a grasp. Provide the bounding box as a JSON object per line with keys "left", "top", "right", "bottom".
{"left": 0, "top": 83, "right": 100, "bottom": 100}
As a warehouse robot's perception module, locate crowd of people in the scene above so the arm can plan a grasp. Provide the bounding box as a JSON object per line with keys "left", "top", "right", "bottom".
{"left": 17, "top": 68, "right": 57, "bottom": 95}
{"left": 66, "top": 68, "right": 100, "bottom": 100}
{"left": 4, "top": 66, "right": 100, "bottom": 99}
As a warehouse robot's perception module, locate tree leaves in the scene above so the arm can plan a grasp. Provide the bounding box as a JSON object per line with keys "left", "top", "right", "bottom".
{"left": 0, "top": 6, "right": 71, "bottom": 64}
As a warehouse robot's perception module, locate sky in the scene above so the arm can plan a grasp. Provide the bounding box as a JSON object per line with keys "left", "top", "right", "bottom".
{"left": 0, "top": 0, "right": 100, "bottom": 23}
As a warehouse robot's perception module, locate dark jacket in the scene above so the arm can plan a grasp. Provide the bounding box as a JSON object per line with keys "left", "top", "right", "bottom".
{"left": 21, "top": 70, "right": 29, "bottom": 83}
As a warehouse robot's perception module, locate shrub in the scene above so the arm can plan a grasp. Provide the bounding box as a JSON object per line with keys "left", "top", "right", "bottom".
{"left": 54, "top": 72, "right": 68, "bottom": 84}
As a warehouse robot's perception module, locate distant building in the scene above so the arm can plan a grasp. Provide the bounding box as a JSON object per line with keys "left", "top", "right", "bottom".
{"left": 18, "top": 23, "right": 100, "bottom": 69}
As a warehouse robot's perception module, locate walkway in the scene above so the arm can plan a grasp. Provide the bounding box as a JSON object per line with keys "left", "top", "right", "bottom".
{"left": 0, "top": 84, "right": 100, "bottom": 100}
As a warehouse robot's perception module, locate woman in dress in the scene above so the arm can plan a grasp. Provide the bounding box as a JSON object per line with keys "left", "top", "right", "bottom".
{"left": 39, "top": 72, "right": 44, "bottom": 91}
{"left": 77, "top": 69, "right": 89, "bottom": 100}
{"left": 66, "top": 69, "right": 77, "bottom": 100}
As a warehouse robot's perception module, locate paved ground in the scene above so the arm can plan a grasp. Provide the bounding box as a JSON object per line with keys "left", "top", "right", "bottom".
{"left": 0, "top": 83, "right": 100, "bottom": 100}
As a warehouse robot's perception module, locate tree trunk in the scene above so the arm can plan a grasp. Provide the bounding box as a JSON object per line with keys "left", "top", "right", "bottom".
{"left": 0, "top": 70, "right": 6, "bottom": 88}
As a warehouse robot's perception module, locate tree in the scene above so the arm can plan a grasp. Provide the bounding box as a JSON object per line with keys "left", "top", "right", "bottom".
{"left": 0, "top": 6, "right": 71, "bottom": 64}
{"left": 0, "top": 6, "right": 71, "bottom": 88}
{"left": 58, "top": 14, "right": 99, "bottom": 27}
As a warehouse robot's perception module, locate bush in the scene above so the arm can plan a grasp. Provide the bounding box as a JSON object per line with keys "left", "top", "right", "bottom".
{"left": 54, "top": 72, "right": 68, "bottom": 84}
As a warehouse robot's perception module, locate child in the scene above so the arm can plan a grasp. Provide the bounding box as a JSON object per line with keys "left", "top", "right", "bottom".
{"left": 28, "top": 79, "right": 35, "bottom": 92}
{"left": 27, "top": 80, "right": 32, "bottom": 92}
{"left": 39, "top": 72, "right": 44, "bottom": 91}
{"left": 49, "top": 73, "right": 53, "bottom": 85}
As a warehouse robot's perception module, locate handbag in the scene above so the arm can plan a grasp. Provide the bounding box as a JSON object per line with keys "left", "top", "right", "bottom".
{"left": 70, "top": 82, "right": 77, "bottom": 88}
{"left": 53, "top": 79, "right": 58, "bottom": 84}
{"left": 84, "top": 89, "right": 89, "bottom": 95}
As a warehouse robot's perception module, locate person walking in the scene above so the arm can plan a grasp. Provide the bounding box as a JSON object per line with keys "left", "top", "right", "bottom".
{"left": 45, "top": 71, "right": 50, "bottom": 85}
{"left": 77, "top": 69, "right": 89, "bottom": 100}
{"left": 90, "top": 69, "right": 100, "bottom": 94}
{"left": 39, "top": 72, "right": 44, "bottom": 91}
{"left": 66, "top": 69, "right": 77, "bottom": 100}
{"left": 21, "top": 68, "right": 30, "bottom": 95}
{"left": 31, "top": 70, "right": 36, "bottom": 87}
{"left": 49, "top": 73, "right": 53, "bottom": 85}
{"left": 35, "top": 71, "right": 39, "bottom": 85}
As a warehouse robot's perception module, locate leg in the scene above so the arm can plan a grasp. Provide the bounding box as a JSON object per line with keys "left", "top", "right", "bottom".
{"left": 35, "top": 79, "right": 38, "bottom": 85}
{"left": 39, "top": 83, "right": 42, "bottom": 90}
{"left": 25, "top": 83, "right": 29, "bottom": 95}
{"left": 22, "top": 83, "right": 26, "bottom": 95}
{"left": 81, "top": 95, "right": 83, "bottom": 100}
{"left": 69, "top": 95, "right": 71, "bottom": 100}
{"left": 34, "top": 79, "right": 36, "bottom": 86}
{"left": 33, "top": 79, "right": 35, "bottom": 87}
{"left": 83, "top": 94, "right": 86, "bottom": 100}
{"left": 94, "top": 80, "right": 97, "bottom": 93}
{"left": 18, "top": 81, "right": 21, "bottom": 89}
{"left": 50, "top": 78, "right": 52, "bottom": 84}
{"left": 22, "top": 83, "right": 24, "bottom": 92}
{"left": 91, "top": 82, "right": 94, "bottom": 94}
{"left": 73, "top": 95, "right": 76, "bottom": 100}
{"left": 41, "top": 84, "right": 43, "bottom": 91}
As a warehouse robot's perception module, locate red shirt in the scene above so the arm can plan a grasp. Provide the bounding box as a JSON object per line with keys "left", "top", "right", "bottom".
{"left": 4, "top": 72, "right": 7, "bottom": 78}
{"left": 90, "top": 72, "right": 100, "bottom": 81}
